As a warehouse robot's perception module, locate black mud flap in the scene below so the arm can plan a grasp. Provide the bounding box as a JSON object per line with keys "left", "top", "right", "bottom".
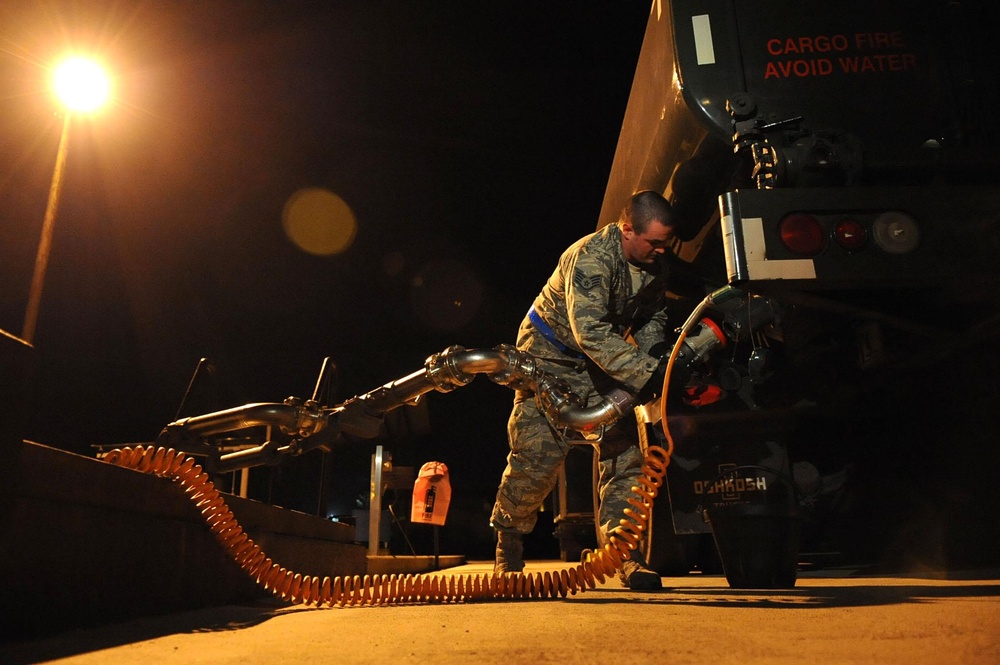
{"left": 653, "top": 410, "right": 803, "bottom": 588}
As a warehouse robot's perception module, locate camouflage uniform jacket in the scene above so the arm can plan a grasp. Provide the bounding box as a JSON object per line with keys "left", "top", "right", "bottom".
{"left": 524, "top": 223, "right": 668, "bottom": 393}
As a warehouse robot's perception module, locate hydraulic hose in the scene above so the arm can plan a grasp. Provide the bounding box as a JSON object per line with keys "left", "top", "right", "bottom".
{"left": 659, "top": 285, "right": 743, "bottom": 451}
{"left": 103, "top": 442, "right": 671, "bottom": 605}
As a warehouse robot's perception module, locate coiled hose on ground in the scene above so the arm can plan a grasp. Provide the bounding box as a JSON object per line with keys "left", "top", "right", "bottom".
{"left": 103, "top": 442, "right": 671, "bottom": 606}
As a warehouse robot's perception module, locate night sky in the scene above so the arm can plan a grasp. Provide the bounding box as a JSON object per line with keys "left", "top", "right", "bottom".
{"left": 1, "top": 1, "right": 651, "bottom": 551}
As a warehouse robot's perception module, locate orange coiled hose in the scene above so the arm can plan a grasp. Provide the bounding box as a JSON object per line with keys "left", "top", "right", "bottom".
{"left": 103, "top": 443, "right": 670, "bottom": 605}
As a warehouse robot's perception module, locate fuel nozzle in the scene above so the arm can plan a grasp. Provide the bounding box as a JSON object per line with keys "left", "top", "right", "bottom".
{"left": 668, "top": 318, "right": 727, "bottom": 387}
{"left": 637, "top": 317, "right": 727, "bottom": 418}
{"left": 683, "top": 318, "right": 727, "bottom": 358}
{"left": 652, "top": 318, "right": 726, "bottom": 372}
{"left": 643, "top": 318, "right": 726, "bottom": 403}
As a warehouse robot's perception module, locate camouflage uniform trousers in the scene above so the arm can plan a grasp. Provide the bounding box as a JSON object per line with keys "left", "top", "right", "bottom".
{"left": 490, "top": 356, "right": 646, "bottom": 543}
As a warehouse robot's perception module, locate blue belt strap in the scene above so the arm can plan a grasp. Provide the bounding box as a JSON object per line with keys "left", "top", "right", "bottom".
{"left": 528, "top": 306, "right": 583, "bottom": 358}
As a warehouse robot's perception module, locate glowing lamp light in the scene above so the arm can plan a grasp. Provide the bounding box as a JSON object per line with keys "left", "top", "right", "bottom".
{"left": 21, "top": 56, "right": 113, "bottom": 343}
{"left": 53, "top": 56, "right": 111, "bottom": 112}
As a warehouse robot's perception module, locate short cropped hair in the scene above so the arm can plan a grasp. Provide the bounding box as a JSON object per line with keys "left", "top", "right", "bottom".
{"left": 621, "top": 191, "right": 673, "bottom": 233}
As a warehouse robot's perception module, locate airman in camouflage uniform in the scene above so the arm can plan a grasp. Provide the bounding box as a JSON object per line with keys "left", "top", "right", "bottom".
{"left": 491, "top": 191, "right": 675, "bottom": 590}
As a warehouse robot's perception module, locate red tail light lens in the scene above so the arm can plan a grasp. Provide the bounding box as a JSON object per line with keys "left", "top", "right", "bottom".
{"left": 834, "top": 218, "right": 868, "bottom": 250}
{"left": 778, "top": 213, "right": 825, "bottom": 256}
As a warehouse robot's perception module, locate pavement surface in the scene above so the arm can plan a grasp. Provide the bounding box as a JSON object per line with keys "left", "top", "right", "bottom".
{"left": 3, "top": 560, "right": 999, "bottom": 665}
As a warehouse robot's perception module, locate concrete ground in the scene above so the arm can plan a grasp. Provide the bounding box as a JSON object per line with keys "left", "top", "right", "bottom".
{"left": 3, "top": 561, "right": 999, "bottom": 665}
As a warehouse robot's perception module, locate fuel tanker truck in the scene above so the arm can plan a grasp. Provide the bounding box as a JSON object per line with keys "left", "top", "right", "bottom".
{"left": 114, "top": 0, "right": 999, "bottom": 592}
{"left": 546, "top": 0, "right": 1000, "bottom": 585}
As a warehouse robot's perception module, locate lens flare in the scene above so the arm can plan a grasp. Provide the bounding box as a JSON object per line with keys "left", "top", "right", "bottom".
{"left": 282, "top": 188, "right": 357, "bottom": 256}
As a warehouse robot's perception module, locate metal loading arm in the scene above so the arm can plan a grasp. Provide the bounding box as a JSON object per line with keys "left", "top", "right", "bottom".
{"left": 156, "top": 344, "right": 639, "bottom": 473}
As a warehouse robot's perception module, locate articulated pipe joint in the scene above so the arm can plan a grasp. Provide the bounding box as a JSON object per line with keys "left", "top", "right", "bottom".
{"left": 535, "top": 372, "right": 580, "bottom": 406}
{"left": 278, "top": 397, "right": 329, "bottom": 438}
{"left": 537, "top": 383, "right": 636, "bottom": 433}
{"left": 534, "top": 373, "right": 584, "bottom": 426}
{"left": 602, "top": 388, "right": 636, "bottom": 419}
{"left": 487, "top": 343, "right": 543, "bottom": 391}
{"left": 424, "top": 345, "right": 476, "bottom": 393}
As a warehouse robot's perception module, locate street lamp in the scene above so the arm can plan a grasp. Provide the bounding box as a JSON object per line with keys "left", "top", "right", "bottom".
{"left": 21, "top": 56, "right": 112, "bottom": 345}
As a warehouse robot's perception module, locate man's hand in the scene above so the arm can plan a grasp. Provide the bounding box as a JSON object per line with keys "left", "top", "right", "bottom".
{"left": 648, "top": 341, "right": 670, "bottom": 360}
{"left": 637, "top": 359, "right": 667, "bottom": 403}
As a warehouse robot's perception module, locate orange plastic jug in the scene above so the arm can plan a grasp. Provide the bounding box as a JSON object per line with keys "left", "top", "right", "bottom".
{"left": 411, "top": 461, "right": 451, "bottom": 526}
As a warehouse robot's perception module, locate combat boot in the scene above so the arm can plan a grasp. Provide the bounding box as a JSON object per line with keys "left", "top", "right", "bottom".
{"left": 619, "top": 549, "right": 662, "bottom": 590}
{"left": 494, "top": 530, "right": 524, "bottom": 574}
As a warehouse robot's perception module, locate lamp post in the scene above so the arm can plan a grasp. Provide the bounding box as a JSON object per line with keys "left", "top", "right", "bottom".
{"left": 21, "top": 56, "right": 111, "bottom": 345}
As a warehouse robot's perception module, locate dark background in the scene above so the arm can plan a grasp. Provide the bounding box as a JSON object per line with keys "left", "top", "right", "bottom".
{"left": 4, "top": 2, "right": 999, "bottom": 572}
{"left": 0, "top": 2, "right": 651, "bottom": 557}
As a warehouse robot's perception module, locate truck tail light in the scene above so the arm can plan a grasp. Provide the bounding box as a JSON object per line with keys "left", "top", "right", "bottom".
{"left": 834, "top": 218, "right": 868, "bottom": 251}
{"left": 872, "top": 211, "right": 921, "bottom": 254}
{"left": 779, "top": 213, "right": 825, "bottom": 256}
